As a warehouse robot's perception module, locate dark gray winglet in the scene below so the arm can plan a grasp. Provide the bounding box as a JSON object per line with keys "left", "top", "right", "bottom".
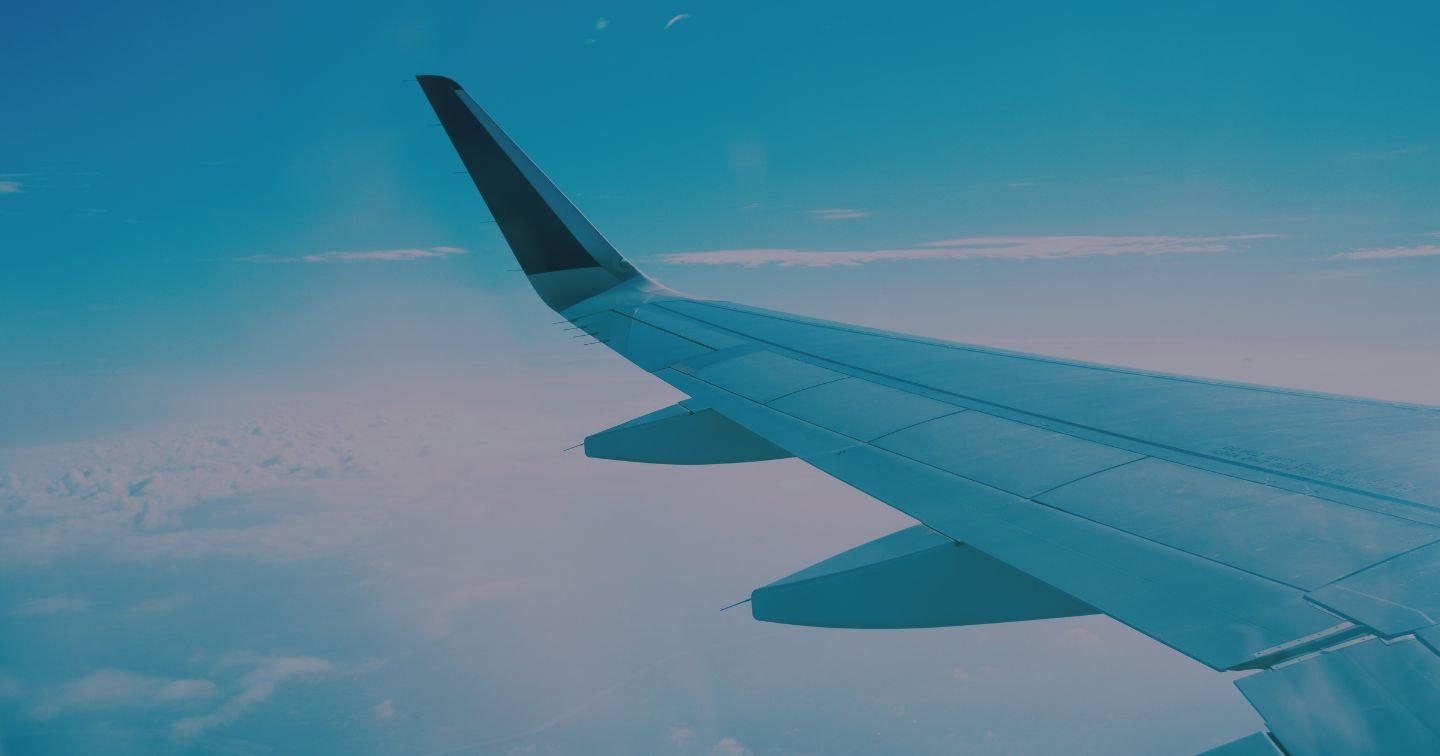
{"left": 416, "top": 75, "right": 641, "bottom": 310}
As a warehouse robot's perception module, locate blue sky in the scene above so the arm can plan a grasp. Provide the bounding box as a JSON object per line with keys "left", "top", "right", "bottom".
{"left": 2, "top": 1, "right": 1438, "bottom": 753}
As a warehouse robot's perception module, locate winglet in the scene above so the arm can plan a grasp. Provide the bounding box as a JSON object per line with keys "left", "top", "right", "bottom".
{"left": 416, "top": 75, "right": 644, "bottom": 311}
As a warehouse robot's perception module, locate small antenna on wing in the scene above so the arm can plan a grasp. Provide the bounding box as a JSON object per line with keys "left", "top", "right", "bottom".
{"left": 719, "top": 598, "right": 751, "bottom": 612}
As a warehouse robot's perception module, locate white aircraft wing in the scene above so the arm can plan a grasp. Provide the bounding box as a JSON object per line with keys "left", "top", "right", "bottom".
{"left": 418, "top": 75, "right": 1440, "bottom": 755}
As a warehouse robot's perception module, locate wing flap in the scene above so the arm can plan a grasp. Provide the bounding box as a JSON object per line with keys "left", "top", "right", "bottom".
{"left": 1038, "top": 459, "right": 1440, "bottom": 591}
{"left": 1236, "top": 636, "right": 1440, "bottom": 755}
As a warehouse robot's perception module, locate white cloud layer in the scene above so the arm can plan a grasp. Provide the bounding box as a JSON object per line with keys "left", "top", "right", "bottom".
{"left": 0, "top": 410, "right": 378, "bottom": 565}
{"left": 1333, "top": 244, "right": 1440, "bottom": 260}
{"left": 0, "top": 365, "right": 628, "bottom": 662}
{"left": 659, "top": 234, "right": 1280, "bottom": 267}
{"left": 0, "top": 179, "right": 23, "bottom": 194}
{"left": 237, "top": 246, "right": 467, "bottom": 264}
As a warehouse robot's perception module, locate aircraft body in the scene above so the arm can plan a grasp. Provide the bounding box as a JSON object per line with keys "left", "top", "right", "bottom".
{"left": 418, "top": 74, "right": 1440, "bottom": 755}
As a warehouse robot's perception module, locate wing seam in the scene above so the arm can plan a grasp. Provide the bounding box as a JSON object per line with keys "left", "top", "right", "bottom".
{"left": 1028, "top": 456, "right": 1149, "bottom": 499}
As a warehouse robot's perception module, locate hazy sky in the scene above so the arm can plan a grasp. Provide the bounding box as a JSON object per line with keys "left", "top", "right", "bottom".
{"left": 3, "top": 1, "right": 1438, "bottom": 753}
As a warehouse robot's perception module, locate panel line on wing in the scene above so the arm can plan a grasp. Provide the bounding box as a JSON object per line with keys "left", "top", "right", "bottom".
{"left": 596, "top": 308, "right": 726, "bottom": 353}
{"left": 759, "top": 376, "right": 852, "bottom": 405}
{"left": 865, "top": 410, "right": 971, "bottom": 445}
{"left": 1028, "top": 456, "right": 1148, "bottom": 499}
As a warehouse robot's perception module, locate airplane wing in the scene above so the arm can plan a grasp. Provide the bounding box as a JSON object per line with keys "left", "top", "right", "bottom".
{"left": 417, "top": 75, "right": 1440, "bottom": 755}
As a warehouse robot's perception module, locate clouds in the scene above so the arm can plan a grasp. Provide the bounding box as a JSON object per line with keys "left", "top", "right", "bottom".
{"left": 0, "top": 367, "right": 618, "bottom": 671}
{"left": 709, "top": 736, "right": 753, "bottom": 756}
{"left": 13, "top": 595, "right": 90, "bottom": 616}
{"left": 668, "top": 723, "right": 698, "bottom": 748}
{"left": 0, "top": 179, "right": 22, "bottom": 194}
{"left": 126, "top": 595, "right": 192, "bottom": 615}
{"left": 0, "top": 411, "right": 376, "bottom": 564}
{"left": 1060, "top": 626, "right": 1101, "bottom": 648}
{"left": 172, "top": 655, "right": 334, "bottom": 739}
{"left": 665, "top": 14, "right": 692, "bottom": 30}
{"left": 29, "top": 669, "right": 217, "bottom": 720}
{"left": 659, "top": 234, "right": 1281, "bottom": 268}
{"left": 0, "top": 390, "right": 506, "bottom": 570}
{"left": 806, "top": 208, "right": 871, "bottom": 221}
{"left": 236, "top": 246, "right": 467, "bottom": 264}
{"left": 25, "top": 653, "right": 345, "bottom": 740}
{"left": 1332, "top": 244, "right": 1440, "bottom": 260}
{"left": 667, "top": 725, "right": 752, "bottom": 756}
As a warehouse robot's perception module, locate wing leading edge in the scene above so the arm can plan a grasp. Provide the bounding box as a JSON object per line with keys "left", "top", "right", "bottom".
{"left": 417, "top": 75, "right": 1440, "bottom": 755}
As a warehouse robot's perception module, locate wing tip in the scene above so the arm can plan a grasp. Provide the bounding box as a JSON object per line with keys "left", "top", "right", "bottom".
{"left": 415, "top": 74, "right": 462, "bottom": 91}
